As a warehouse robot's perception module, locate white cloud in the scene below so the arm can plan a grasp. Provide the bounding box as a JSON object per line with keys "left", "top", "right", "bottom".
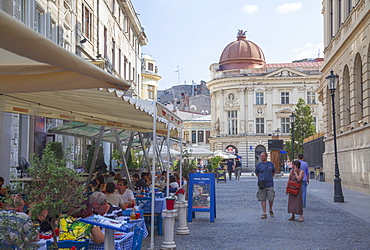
{"left": 275, "top": 2, "right": 302, "bottom": 14}
{"left": 243, "top": 4, "right": 259, "bottom": 14}
{"left": 293, "top": 42, "right": 324, "bottom": 59}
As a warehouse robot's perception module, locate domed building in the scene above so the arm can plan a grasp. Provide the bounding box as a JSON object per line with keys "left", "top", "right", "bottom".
{"left": 207, "top": 30, "right": 324, "bottom": 170}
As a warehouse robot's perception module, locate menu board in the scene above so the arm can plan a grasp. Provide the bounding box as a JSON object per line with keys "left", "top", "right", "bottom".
{"left": 187, "top": 173, "right": 216, "bottom": 222}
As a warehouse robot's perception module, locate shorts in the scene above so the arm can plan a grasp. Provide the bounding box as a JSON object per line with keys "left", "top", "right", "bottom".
{"left": 256, "top": 187, "right": 275, "bottom": 201}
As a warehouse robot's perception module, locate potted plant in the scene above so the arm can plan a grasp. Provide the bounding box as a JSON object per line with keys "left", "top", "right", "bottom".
{"left": 175, "top": 188, "right": 186, "bottom": 201}
{"left": 165, "top": 194, "right": 176, "bottom": 210}
{"left": 28, "top": 143, "right": 86, "bottom": 249}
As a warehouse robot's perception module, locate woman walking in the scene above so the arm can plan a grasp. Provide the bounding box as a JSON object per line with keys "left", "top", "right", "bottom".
{"left": 287, "top": 160, "right": 304, "bottom": 222}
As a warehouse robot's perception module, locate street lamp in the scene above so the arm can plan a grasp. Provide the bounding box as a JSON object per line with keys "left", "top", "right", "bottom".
{"left": 289, "top": 113, "right": 296, "bottom": 161}
{"left": 326, "top": 70, "right": 344, "bottom": 202}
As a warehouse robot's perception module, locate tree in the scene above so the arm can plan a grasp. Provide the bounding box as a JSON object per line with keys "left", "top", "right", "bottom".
{"left": 28, "top": 142, "right": 86, "bottom": 249}
{"left": 286, "top": 98, "right": 316, "bottom": 160}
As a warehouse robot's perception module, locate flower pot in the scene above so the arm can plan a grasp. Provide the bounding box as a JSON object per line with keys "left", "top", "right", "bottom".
{"left": 178, "top": 193, "right": 185, "bottom": 201}
{"left": 166, "top": 199, "right": 175, "bottom": 210}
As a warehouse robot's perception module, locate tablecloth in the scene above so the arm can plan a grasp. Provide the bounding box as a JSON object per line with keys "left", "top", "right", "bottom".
{"left": 37, "top": 232, "right": 134, "bottom": 250}
{"left": 89, "top": 232, "right": 134, "bottom": 250}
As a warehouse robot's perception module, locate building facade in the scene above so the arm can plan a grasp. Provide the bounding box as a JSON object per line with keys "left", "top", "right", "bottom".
{"left": 207, "top": 30, "right": 324, "bottom": 170}
{"left": 317, "top": 0, "right": 369, "bottom": 194}
{"left": 0, "top": 0, "right": 146, "bottom": 182}
{"left": 140, "top": 53, "right": 160, "bottom": 101}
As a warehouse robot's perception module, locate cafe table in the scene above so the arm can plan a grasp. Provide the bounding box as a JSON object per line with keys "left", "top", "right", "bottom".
{"left": 37, "top": 232, "right": 133, "bottom": 250}
{"left": 80, "top": 215, "right": 134, "bottom": 250}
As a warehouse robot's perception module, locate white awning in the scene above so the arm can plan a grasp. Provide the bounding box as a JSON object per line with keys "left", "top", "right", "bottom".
{"left": 0, "top": 10, "right": 130, "bottom": 93}
{"left": 0, "top": 11, "right": 181, "bottom": 137}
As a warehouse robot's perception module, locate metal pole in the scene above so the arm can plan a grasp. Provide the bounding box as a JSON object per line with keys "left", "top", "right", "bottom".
{"left": 291, "top": 122, "right": 294, "bottom": 161}
{"left": 149, "top": 101, "right": 157, "bottom": 250}
{"left": 331, "top": 89, "right": 344, "bottom": 202}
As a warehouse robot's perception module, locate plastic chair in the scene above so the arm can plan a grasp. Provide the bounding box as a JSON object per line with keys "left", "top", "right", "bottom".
{"left": 46, "top": 239, "right": 90, "bottom": 249}
{"left": 132, "top": 227, "right": 144, "bottom": 250}
{"left": 136, "top": 197, "right": 163, "bottom": 235}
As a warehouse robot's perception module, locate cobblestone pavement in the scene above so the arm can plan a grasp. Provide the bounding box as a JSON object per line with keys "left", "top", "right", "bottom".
{"left": 142, "top": 173, "right": 370, "bottom": 250}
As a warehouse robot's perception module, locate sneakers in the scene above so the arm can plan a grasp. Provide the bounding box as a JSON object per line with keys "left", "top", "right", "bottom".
{"left": 261, "top": 214, "right": 267, "bottom": 219}
{"left": 269, "top": 210, "right": 274, "bottom": 217}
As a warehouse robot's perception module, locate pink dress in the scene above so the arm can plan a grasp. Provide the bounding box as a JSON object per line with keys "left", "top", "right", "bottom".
{"left": 287, "top": 170, "right": 303, "bottom": 215}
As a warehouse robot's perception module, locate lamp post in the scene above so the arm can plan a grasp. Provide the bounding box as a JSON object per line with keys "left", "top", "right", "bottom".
{"left": 326, "top": 70, "right": 344, "bottom": 202}
{"left": 289, "top": 113, "right": 296, "bottom": 161}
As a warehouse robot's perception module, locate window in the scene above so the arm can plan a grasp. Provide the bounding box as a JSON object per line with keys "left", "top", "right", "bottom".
{"left": 82, "top": 4, "right": 92, "bottom": 40}
{"left": 206, "top": 131, "right": 210, "bottom": 143}
{"left": 281, "top": 92, "right": 289, "bottom": 104}
{"left": 228, "top": 111, "right": 238, "bottom": 135}
{"left": 256, "top": 118, "right": 264, "bottom": 134}
{"left": 312, "top": 117, "right": 317, "bottom": 132}
{"left": 256, "top": 92, "right": 264, "bottom": 105}
{"left": 184, "top": 131, "right": 189, "bottom": 143}
{"left": 148, "top": 63, "right": 154, "bottom": 71}
{"left": 281, "top": 118, "right": 290, "bottom": 133}
{"left": 35, "top": 5, "right": 44, "bottom": 34}
{"left": 147, "top": 85, "right": 155, "bottom": 100}
{"left": 50, "top": 18, "right": 57, "bottom": 42}
{"left": 191, "top": 131, "right": 196, "bottom": 144}
{"left": 112, "top": 39, "right": 116, "bottom": 69}
{"left": 307, "top": 91, "right": 316, "bottom": 104}
{"left": 197, "top": 131, "right": 204, "bottom": 143}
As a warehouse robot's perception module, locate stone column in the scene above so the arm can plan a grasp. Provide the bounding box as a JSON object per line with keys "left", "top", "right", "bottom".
{"left": 175, "top": 200, "right": 189, "bottom": 235}
{"left": 161, "top": 209, "right": 178, "bottom": 250}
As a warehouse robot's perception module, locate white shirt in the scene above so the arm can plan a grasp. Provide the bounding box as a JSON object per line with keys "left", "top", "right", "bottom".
{"left": 115, "top": 189, "right": 135, "bottom": 203}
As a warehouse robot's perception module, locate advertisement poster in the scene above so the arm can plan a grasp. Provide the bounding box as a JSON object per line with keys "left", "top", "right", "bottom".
{"left": 192, "top": 176, "right": 211, "bottom": 208}
{"left": 188, "top": 173, "right": 216, "bottom": 222}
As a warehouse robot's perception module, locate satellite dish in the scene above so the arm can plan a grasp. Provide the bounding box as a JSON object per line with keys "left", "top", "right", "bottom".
{"left": 190, "top": 105, "right": 197, "bottom": 111}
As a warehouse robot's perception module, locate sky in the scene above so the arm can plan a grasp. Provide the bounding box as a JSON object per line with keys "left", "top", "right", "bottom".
{"left": 132, "top": 0, "right": 323, "bottom": 90}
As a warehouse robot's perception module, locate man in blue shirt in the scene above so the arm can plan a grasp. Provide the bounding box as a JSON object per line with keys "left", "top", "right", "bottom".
{"left": 298, "top": 154, "right": 309, "bottom": 207}
{"left": 255, "top": 152, "right": 276, "bottom": 219}
{"left": 226, "top": 159, "right": 235, "bottom": 181}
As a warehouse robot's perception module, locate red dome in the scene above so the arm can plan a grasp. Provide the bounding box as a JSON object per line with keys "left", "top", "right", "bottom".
{"left": 219, "top": 30, "right": 265, "bottom": 70}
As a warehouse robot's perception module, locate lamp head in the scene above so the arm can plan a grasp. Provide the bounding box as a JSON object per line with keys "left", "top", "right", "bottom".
{"left": 326, "top": 70, "right": 338, "bottom": 91}
{"left": 290, "top": 113, "right": 296, "bottom": 124}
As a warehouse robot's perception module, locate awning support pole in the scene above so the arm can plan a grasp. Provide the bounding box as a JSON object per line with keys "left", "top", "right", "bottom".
{"left": 149, "top": 102, "right": 157, "bottom": 250}
{"left": 112, "top": 128, "right": 132, "bottom": 189}
{"left": 86, "top": 126, "right": 105, "bottom": 187}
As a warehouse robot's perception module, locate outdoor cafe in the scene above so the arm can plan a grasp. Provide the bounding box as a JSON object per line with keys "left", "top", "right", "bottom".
{"left": 0, "top": 11, "right": 185, "bottom": 250}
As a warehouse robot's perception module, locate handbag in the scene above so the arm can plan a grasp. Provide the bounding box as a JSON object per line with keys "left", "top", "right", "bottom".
{"left": 286, "top": 180, "right": 300, "bottom": 195}
{"left": 258, "top": 181, "right": 265, "bottom": 189}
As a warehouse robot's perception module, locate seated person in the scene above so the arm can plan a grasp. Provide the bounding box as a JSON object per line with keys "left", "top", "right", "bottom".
{"left": 169, "top": 175, "right": 179, "bottom": 193}
{"left": 105, "top": 182, "right": 126, "bottom": 210}
{"left": 0, "top": 176, "right": 7, "bottom": 197}
{"left": 132, "top": 174, "right": 148, "bottom": 190}
{"left": 93, "top": 175, "right": 106, "bottom": 193}
{"left": 89, "top": 192, "right": 124, "bottom": 220}
{"left": 0, "top": 196, "right": 39, "bottom": 247}
{"left": 106, "top": 172, "right": 115, "bottom": 184}
{"left": 141, "top": 172, "right": 151, "bottom": 186}
{"left": 115, "top": 179, "right": 135, "bottom": 208}
{"left": 59, "top": 200, "right": 104, "bottom": 244}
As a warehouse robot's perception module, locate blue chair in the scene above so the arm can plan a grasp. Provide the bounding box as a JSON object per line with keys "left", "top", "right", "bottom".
{"left": 136, "top": 197, "right": 163, "bottom": 235}
{"left": 46, "top": 239, "right": 89, "bottom": 249}
{"left": 132, "top": 227, "right": 144, "bottom": 250}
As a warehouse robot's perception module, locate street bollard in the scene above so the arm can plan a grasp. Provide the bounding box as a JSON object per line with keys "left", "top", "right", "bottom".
{"left": 176, "top": 200, "right": 190, "bottom": 235}
{"left": 161, "top": 209, "right": 178, "bottom": 250}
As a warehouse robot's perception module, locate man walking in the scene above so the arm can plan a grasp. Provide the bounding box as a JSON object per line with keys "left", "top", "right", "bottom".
{"left": 226, "top": 159, "right": 235, "bottom": 181}
{"left": 298, "top": 154, "right": 309, "bottom": 207}
{"left": 255, "top": 152, "right": 276, "bottom": 219}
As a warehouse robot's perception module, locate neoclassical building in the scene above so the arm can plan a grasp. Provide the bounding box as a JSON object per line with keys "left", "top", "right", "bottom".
{"left": 317, "top": 0, "right": 369, "bottom": 194}
{"left": 207, "top": 30, "right": 324, "bottom": 170}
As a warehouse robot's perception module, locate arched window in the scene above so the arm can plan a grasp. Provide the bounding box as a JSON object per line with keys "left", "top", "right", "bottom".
{"left": 342, "top": 65, "right": 351, "bottom": 128}
{"left": 354, "top": 53, "right": 363, "bottom": 122}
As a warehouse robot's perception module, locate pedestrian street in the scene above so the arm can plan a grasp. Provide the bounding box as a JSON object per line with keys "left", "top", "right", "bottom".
{"left": 142, "top": 173, "right": 370, "bottom": 249}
